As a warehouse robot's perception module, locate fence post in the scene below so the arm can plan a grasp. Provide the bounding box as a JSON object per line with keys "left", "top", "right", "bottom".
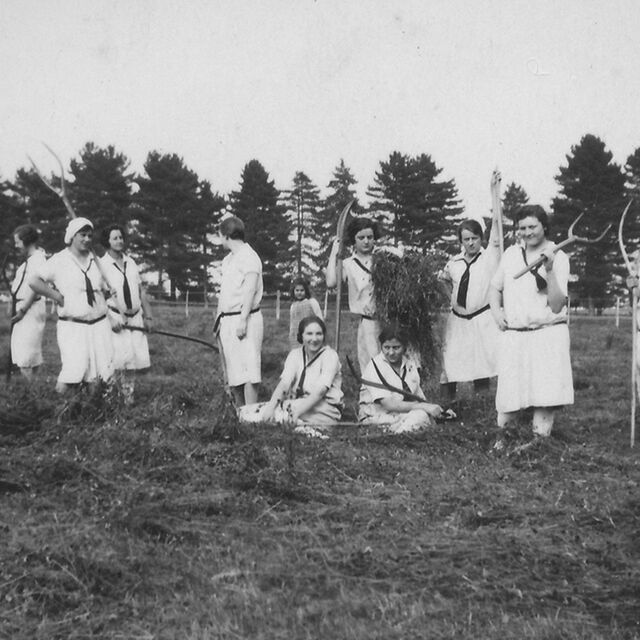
{"left": 323, "top": 289, "right": 329, "bottom": 318}
{"left": 567, "top": 292, "right": 571, "bottom": 327}
{"left": 185, "top": 290, "right": 189, "bottom": 318}
{"left": 616, "top": 296, "right": 620, "bottom": 328}
{"left": 276, "top": 290, "right": 281, "bottom": 320}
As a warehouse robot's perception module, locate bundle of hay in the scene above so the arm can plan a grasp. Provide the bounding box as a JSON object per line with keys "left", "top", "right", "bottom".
{"left": 372, "top": 251, "right": 448, "bottom": 372}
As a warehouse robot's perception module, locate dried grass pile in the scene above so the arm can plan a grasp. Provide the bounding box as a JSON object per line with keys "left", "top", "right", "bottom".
{"left": 372, "top": 250, "right": 448, "bottom": 370}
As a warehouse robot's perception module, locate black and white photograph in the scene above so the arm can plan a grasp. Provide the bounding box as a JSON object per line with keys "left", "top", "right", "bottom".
{"left": 1, "top": 1, "right": 640, "bottom": 637}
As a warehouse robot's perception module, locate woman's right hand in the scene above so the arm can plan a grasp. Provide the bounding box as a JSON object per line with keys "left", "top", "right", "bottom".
{"left": 56, "top": 293, "right": 65, "bottom": 307}
{"left": 493, "top": 309, "right": 508, "bottom": 331}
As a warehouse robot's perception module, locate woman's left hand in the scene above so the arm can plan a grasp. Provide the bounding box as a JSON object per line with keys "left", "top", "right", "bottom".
{"left": 540, "top": 242, "right": 557, "bottom": 271}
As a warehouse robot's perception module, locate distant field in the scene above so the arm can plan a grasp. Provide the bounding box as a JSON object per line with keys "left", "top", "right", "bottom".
{"left": 0, "top": 306, "right": 639, "bottom": 639}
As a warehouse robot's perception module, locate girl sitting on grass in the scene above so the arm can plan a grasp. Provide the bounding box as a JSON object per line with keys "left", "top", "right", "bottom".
{"left": 288, "top": 277, "right": 323, "bottom": 349}
{"left": 358, "top": 324, "right": 443, "bottom": 434}
{"left": 239, "top": 316, "right": 343, "bottom": 438}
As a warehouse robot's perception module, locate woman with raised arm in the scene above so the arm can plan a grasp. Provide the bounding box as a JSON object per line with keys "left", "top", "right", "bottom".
{"left": 10, "top": 225, "right": 47, "bottom": 381}
{"left": 326, "top": 217, "right": 381, "bottom": 371}
{"left": 239, "top": 316, "right": 343, "bottom": 438}
{"left": 489, "top": 205, "right": 573, "bottom": 443}
{"left": 439, "top": 218, "right": 502, "bottom": 404}
{"left": 29, "top": 218, "right": 119, "bottom": 393}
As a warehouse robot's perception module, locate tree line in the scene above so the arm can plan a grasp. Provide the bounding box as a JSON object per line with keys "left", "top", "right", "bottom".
{"left": 1, "top": 134, "right": 640, "bottom": 308}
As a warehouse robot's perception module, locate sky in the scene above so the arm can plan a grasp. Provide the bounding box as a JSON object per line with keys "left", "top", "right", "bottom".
{"left": 2, "top": 0, "right": 640, "bottom": 219}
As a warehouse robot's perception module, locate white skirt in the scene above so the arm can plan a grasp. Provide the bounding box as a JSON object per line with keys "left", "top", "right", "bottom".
{"left": 110, "top": 310, "right": 150, "bottom": 371}
{"left": 56, "top": 317, "right": 114, "bottom": 384}
{"left": 495, "top": 323, "right": 574, "bottom": 413}
{"left": 11, "top": 299, "right": 46, "bottom": 368}
{"left": 218, "top": 312, "right": 263, "bottom": 386}
{"left": 442, "top": 309, "right": 499, "bottom": 382}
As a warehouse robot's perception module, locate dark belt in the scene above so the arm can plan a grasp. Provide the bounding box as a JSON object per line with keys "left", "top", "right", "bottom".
{"left": 214, "top": 307, "right": 260, "bottom": 333}
{"left": 58, "top": 314, "right": 107, "bottom": 325}
{"left": 452, "top": 304, "right": 490, "bottom": 320}
{"left": 506, "top": 320, "right": 567, "bottom": 332}
{"left": 360, "top": 314, "right": 376, "bottom": 321}
{"left": 108, "top": 306, "right": 140, "bottom": 318}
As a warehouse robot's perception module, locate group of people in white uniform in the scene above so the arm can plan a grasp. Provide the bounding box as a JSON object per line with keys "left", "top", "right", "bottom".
{"left": 8, "top": 204, "right": 573, "bottom": 442}
{"left": 10, "top": 217, "right": 153, "bottom": 399}
{"left": 227, "top": 202, "right": 573, "bottom": 441}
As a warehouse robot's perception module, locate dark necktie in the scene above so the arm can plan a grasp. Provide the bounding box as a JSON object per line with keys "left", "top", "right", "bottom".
{"left": 82, "top": 260, "right": 96, "bottom": 306}
{"left": 456, "top": 253, "right": 482, "bottom": 308}
{"left": 521, "top": 248, "right": 547, "bottom": 291}
{"left": 116, "top": 263, "right": 133, "bottom": 310}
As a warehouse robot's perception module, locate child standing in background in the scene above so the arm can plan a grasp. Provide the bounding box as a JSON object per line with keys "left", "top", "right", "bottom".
{"left": 288, "top": 278, "right": 323, "bottom": 348}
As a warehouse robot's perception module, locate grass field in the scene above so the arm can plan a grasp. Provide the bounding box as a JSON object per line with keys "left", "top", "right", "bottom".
{"left": 0, "top": 306, "right": 639, "bottom": 639}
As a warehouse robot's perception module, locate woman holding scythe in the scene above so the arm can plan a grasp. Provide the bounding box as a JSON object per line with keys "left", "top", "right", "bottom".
{"left": 326, "top": 216, "right": 382, "bottom": 371}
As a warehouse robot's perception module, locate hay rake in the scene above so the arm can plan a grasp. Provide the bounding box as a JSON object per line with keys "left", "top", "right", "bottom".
{"left": 514, "top": 211, "right": 612, "bottom": 280}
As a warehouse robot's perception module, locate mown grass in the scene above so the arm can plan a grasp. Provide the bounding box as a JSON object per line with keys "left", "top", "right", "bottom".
{"left": 0, "top": 306, "right": 639, "bottom": 639}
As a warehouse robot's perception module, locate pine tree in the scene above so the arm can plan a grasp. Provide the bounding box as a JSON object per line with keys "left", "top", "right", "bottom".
{"left": 229, "top": 160, "right": 292, "bottom": 291}
{"left": 134, "top": 152, "right": 205, "bottom": 299}
{"left": 367, "top": 151, "right": 463, "bottom": 252}
{"left": 282, "top": 171, "right": 323, "bottom": 278}
{"left": 625, "top": 147, "right": 640, "bottom": 198}
{"left": 552, "top": 134, "right": 625, "bottom": 310}
{"left": 313, "top": 159, "right": 360, "bottom": 267}
{"left": 0, "top": 178, "right": 23, "bottom": 249}
{"left": 195, "top": 180, "right": 226, "bottom": 302}
{"left": 621, "top": 148, "right": 640, "bottom": 270}
{"left": 502, "top": 182, "right": 530, "bottom": 220}
{"left": 69, "top": 142, "right": 134, "bottom": 235}
{"left": 11, "top": 167, "right": 68, "bottom": 252}
{"left": 499, "top": 181, "right": 530, "bottom": 244}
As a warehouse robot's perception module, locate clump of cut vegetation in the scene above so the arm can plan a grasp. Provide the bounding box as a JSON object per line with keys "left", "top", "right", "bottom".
{"left": 372, "top": 250, "right": 448, "bottom": 369}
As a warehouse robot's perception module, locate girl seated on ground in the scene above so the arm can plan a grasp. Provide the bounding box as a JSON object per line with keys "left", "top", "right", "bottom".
{"left": 358, "top": 325, "right": 443, "bottom": 434}
{"left": 239, "top": 316, "right": 343, "bottom": 437}
{"left": 288, "top": 277, "right": 323, "bottom": 349}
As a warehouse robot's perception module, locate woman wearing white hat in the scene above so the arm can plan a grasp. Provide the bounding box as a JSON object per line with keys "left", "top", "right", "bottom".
{"left": 29, "top": 217, "right": 120, "bottom": 393}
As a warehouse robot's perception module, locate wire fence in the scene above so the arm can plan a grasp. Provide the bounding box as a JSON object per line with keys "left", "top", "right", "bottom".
{"left": 3, "top": 290, "right": 637, "bottom": 324}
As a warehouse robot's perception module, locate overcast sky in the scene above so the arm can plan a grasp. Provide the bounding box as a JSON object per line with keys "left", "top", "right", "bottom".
{"left": 2, "top": 0, "right": 639, "bottom": 219}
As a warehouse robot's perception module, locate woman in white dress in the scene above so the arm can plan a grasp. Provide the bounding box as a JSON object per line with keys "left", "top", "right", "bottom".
{"left": 10, "top": 225, "right": 47, "bottom": 381}
{"left": 439, "top": 218, "right": 501, "bottom": 402}
{"left": 359, "top": 324, "right": 443, "bottom": 433}
{"left": 239, "top": 316, "right": 343, "bottom": 438}
{"left": 489, "top": 205, "right": 573, "bottom": 439}
{"left": 29, "top": 218, "right": 118, "bottom": 393}
{"left": 100, "top": 224, "right": 153, "bottom": 402}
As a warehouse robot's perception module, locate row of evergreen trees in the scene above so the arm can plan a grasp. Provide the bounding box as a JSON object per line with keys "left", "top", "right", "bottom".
{"left": 1, "top": 134, "right": 639, "bottom": 308}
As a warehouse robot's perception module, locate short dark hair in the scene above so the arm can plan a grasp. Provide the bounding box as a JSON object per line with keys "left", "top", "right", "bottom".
{"left": 296, "top": 315, "right": 326, "bottom": 344}
{"left": 290, "top": 277, "right": 311, "bottom": 299}
{"left": 457, "top": 218, "right": 484, "bottom": 242}
{"left": 101, "top": 224, "right": 127, "bottom": 248}
{"left": 13, "top": 224, "right": 40, "bottom": 247}
{"left": 219, "top": 216, "right": 245, "bottom": 241}
{"left": 346, "top": 217, "right": 381, "bottom": 245}
{"left": 378, "top": 323, "right": 410, "bottom": 347}
{"left": 515, "top": 204, "right": 549, "bottom": 235}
